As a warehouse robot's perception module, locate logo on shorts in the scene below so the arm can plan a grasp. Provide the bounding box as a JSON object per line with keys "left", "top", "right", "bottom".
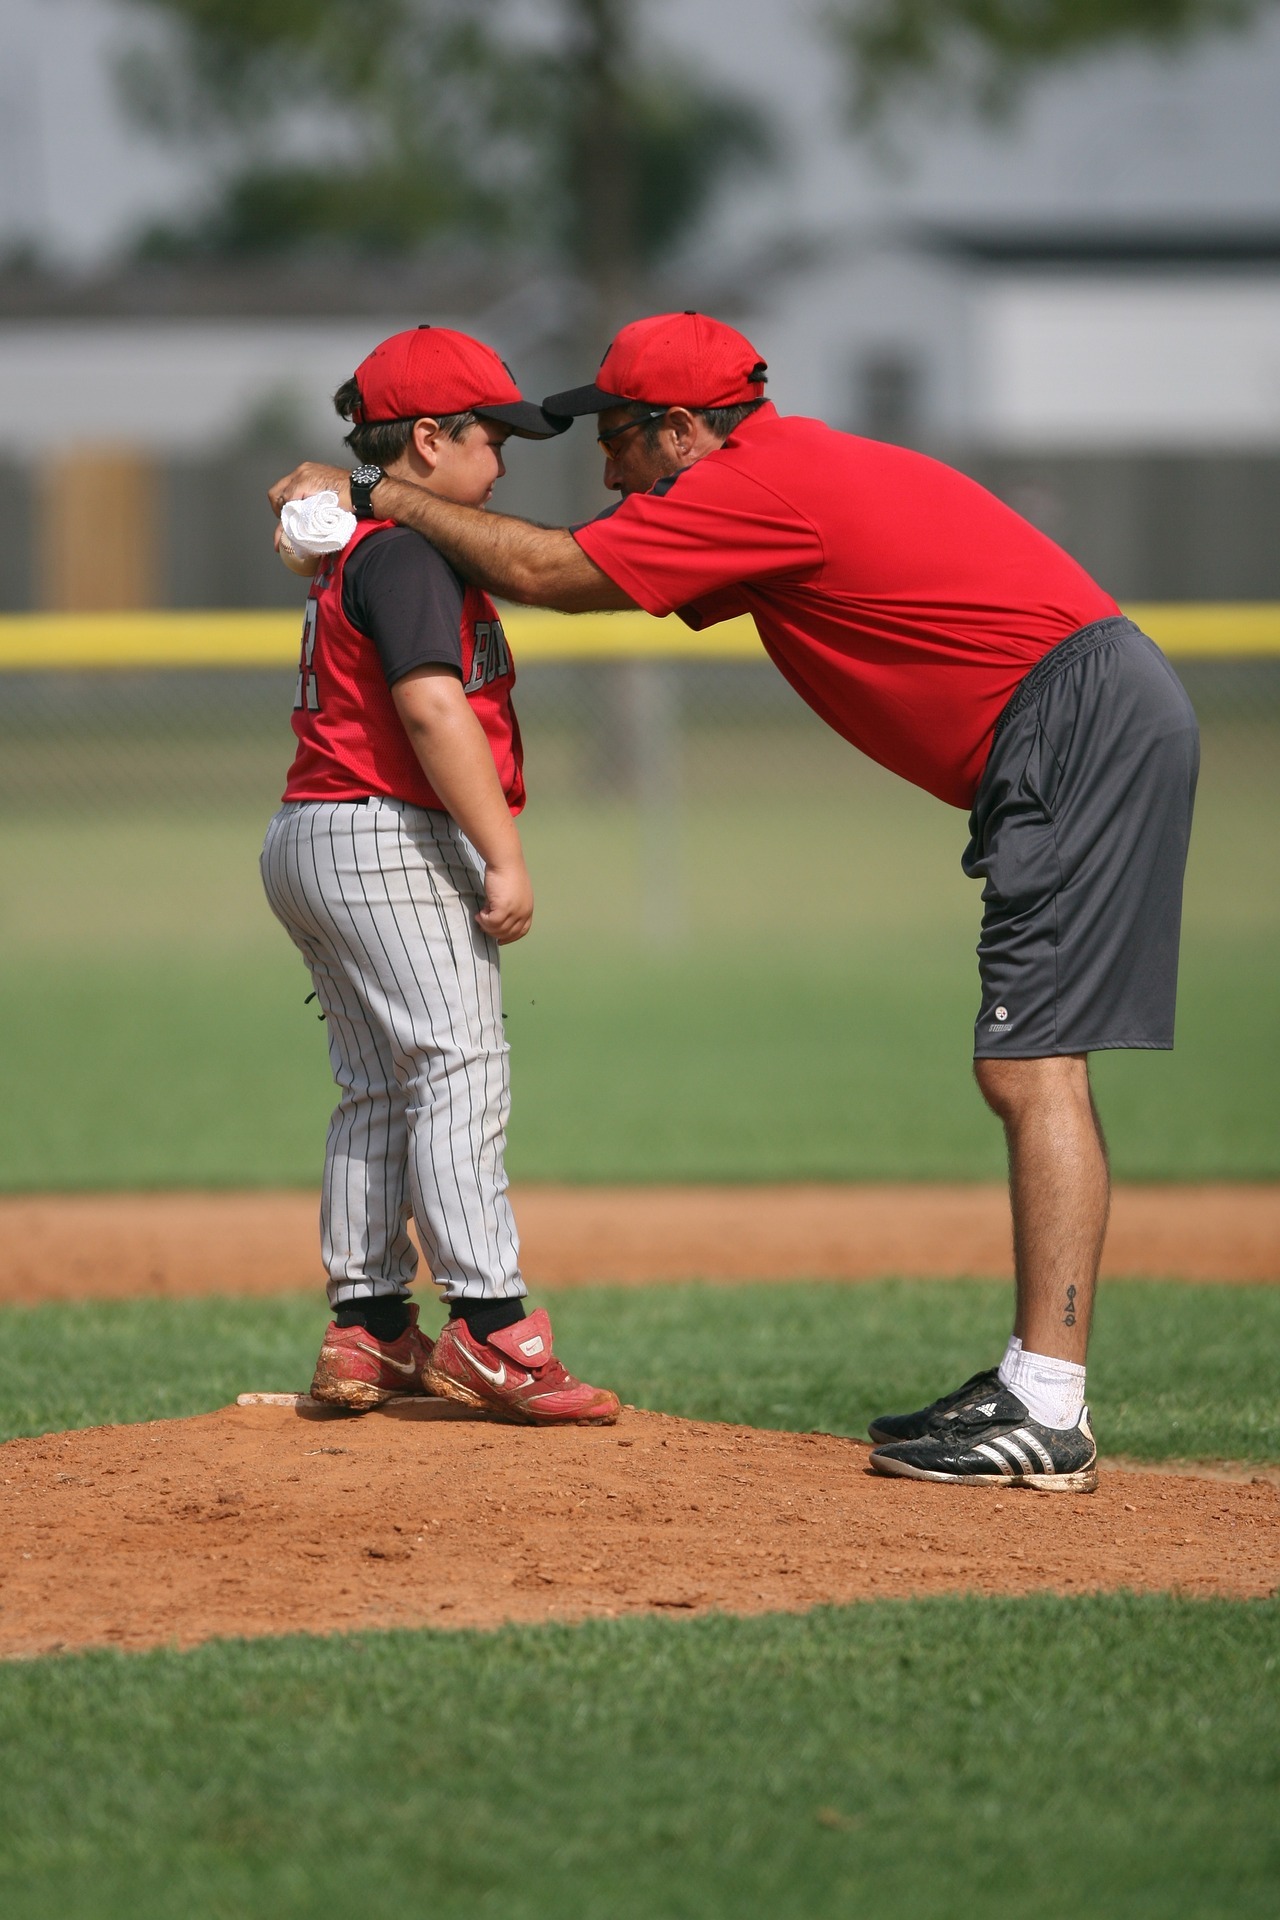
{"left": 988, "top": 1004, "right": 1012, "bottom": 1032}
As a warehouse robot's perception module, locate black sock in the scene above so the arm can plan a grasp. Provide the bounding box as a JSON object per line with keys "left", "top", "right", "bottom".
{"left": 449, "top": 1298, "right": 527, "bottom": 1343}
{"left": 334, "top": 1298, "right": 410, "bottom": 1342}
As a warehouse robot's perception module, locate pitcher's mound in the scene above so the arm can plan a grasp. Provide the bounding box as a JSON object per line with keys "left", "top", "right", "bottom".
{"left": 3, "top": 1403, "right": 1276, "bottom": 1657}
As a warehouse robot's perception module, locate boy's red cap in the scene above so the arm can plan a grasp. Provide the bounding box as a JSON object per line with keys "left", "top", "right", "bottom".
{"left": 351, "top": 326, "right": 566, "bottom": 438}
{"left": 544, "top": 311, "right": 768, "bottom": 416}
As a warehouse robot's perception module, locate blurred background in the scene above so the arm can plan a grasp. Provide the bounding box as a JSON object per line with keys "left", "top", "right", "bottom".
{"left": 1, "top": 0, "right": 1277, "bottom": 1192}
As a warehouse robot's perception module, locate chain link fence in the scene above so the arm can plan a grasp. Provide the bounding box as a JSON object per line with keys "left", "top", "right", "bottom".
{"left": 0, "top": 627, "right": 1277, "bottom": 1186}
{"left": 1, "top": 641, "right": 1275, "bottom": 943}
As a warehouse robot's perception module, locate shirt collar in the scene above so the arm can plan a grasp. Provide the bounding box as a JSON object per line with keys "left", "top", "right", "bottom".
{"left": 724, "top": 400, "right": 777, "bottom": 444}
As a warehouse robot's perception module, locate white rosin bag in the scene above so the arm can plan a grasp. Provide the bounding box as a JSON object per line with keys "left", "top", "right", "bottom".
{"left": 278, "top": 491, "right": 358, "bottom": 571}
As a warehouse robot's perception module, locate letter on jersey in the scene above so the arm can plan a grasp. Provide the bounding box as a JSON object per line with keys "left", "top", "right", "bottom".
{"left": 464, "top": 619, "right": 512, "bottom": 694}
{"left": 294, "top": 602, "right": 321, "bottom": 712}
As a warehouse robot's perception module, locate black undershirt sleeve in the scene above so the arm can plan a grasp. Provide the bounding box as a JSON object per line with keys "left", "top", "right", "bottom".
{"left": 341, "top": 526, "right": 467, "bottom": 686}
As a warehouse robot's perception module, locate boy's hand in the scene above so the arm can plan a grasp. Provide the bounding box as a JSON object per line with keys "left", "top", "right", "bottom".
{"left": 476, "top": 858, "right": 534, "bottom": 945}
{"left": 274, "top": 522, "right": 322, "bottom": 578}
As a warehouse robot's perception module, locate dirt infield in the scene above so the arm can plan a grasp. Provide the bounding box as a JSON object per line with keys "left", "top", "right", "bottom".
{"left": 1, "top": 1402, "right": 1276, "bottom": 1658}
{"left": 2, "top": 1182, "right": 1278, "bottom": 1304}
{"left": 3, "top": 1184, "right": 1274, "bottom": 1654}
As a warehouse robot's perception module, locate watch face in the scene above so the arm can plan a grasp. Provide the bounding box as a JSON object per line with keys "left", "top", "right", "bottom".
{"left": 350, "top": 464, "right": 384, "bottom": 519}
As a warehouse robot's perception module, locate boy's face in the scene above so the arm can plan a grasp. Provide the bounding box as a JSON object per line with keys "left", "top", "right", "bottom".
{"left": 393, "top": 417, "right": 510, "bottom": 505}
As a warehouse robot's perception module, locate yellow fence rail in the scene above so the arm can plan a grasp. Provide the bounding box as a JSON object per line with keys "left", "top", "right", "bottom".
{"left": 1, "top": 603, "right": 1279, "bottom": 670}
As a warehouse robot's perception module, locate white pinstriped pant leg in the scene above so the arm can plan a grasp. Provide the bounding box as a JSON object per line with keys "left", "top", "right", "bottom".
{"left": 317, "top": 969, "right": 419, "bottom": 1305}
{"left": 260, "top": 798, "right": 525, "bottom": 1312}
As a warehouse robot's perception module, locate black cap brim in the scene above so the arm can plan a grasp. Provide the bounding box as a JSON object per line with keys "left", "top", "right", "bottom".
{"left": 474, "top": 400, "right": 571, "bottom": 439}
{"left": 539, "top": 382, "right": 631, "bottom": 418}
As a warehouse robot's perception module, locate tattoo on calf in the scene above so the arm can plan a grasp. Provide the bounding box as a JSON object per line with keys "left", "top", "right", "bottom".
{"left": 1063, "top": 1283, "right": 1078, "bottom": 1328}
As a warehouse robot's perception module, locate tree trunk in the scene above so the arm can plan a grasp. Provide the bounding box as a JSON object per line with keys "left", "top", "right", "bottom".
{"left": 562, "top": 0, "right": 641, "bottom": 519}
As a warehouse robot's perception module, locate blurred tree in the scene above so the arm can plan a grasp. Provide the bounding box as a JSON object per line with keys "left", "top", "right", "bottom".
{"left": 828, "top": 0, "right": 1280, "bottom": 125}
{"left": 116, "top": 0, "right": 773, "bottom": 330}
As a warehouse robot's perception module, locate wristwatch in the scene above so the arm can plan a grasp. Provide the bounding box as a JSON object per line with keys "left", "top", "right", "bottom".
{"left": 349, "top": 463, "right": 385, "bottom": 519}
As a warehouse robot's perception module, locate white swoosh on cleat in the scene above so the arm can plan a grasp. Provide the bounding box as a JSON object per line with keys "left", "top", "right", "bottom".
{"left": 463, "top": 1348, "right": 508, "bottom": 1388}
{"left": 356, "top": 1343, "right": 418, "bottom": 1376}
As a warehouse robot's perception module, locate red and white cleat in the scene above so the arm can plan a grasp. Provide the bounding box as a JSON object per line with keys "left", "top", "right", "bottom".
{"left": 309, "top": 1301, "right": 435, "bottom": 1411}
{"left": 423, "top": 1308, "right": 620, "bottom": 1426}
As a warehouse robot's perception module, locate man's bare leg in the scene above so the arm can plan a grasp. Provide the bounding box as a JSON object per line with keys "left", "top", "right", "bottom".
{"left": 865, "top": 1051, "right": 1105, "bottom": 1477}
{"left": 973, "top": 1054, "right": 1110, "bottom": 1364}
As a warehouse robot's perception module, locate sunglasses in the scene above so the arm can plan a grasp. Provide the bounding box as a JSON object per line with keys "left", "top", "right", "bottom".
{"left": 596, "top": 407, "right": 670, "bottom": 452}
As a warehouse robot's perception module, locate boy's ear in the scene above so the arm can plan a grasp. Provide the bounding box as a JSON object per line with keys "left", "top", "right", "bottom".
{"left": 410, "top": 417, "right": 443, "bottom": 469}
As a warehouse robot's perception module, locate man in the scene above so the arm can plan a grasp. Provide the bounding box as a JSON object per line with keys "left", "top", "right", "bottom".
{"left": 271, "top": 310, "right": 1200, "bottom": 1491}
{"left": 263, "top": 324, "right": 618, "bottom": 1425}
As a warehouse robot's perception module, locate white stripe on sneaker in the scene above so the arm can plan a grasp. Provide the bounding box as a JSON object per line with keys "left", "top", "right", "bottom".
{"left": 995, "top": 1436, "right": 1035, "bottom": 1474}
{"left": 974, "top": 1443, "right": 1015, "bottom": 1474}
{"left": 1020, "top": 1431, "right": 1056, "bottom": 1473}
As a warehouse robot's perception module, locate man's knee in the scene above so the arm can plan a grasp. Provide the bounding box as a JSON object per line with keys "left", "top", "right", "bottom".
{"left": 973, "top": 1055, "right": 1023, "bottom": 1121}
{"left": 974, "top": 1053, "right": 1089, "bottom": 1123}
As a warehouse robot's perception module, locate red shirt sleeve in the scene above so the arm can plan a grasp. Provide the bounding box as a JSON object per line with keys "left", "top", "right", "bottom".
{"left": 676, "top": 583, "right": 753, "bottom": 630}
{"left": 575, "top": 460, "right": 825, "bottom": 618}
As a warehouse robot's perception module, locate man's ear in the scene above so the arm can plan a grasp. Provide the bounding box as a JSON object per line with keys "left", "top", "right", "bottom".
{"left": 666, "top": 407, "right": 701, "bottom": 456}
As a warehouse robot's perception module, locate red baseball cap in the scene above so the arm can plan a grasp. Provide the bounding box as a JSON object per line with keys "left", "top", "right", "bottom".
{"left": 543, "top": 311, "right": 767, "bottom": 416}
{"left": 351, "top": 326, "right": 566, "bottom": 438}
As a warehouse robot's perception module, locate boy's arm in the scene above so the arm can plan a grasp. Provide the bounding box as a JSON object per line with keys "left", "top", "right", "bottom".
{"left": 391, "top": 666, "right": 533, "bottom": 945}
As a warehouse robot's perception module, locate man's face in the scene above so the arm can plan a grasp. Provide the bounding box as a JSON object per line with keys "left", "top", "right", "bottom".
{"left": 596, "top": 404, "right": 684, "bottom": 495}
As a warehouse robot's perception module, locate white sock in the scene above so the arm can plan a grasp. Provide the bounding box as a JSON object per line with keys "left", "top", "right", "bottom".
{"left": 998, "top": 1343, "right": 1085, "bottom": 1431}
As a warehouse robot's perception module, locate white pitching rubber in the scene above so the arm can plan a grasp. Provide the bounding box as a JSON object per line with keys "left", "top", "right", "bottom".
{"left": 235, "top": 1390, "right": 422, "bottom": 1408}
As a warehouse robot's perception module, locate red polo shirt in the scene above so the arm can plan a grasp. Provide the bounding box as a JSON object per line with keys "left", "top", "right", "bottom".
{"left": 575, "top": 404, "right": 1119, "bottom": 808}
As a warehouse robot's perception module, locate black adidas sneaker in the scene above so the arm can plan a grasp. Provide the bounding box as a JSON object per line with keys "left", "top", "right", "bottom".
{"left": 868, "top": 1386, "right": 1098, "bottom": 1493}
{"left": 867, "top": 1366, "right": 1002, "bottom": 1445}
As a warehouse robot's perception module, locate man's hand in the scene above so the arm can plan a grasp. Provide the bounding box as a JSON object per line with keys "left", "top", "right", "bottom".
{"left": 476, "top": 856, "right": 534, "bottom": 945}
{"left": 269, "top": 463, "right": 351, "bottom": 515}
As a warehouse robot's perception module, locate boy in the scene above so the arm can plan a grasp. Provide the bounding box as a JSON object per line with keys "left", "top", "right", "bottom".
{"left": 261, "top": 325, "right": 618, "bottom": 1424}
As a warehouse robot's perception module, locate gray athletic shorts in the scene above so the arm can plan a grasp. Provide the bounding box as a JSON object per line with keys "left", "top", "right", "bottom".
{"left": 964, "top": 616, "right": 1199, "bottom": 1058}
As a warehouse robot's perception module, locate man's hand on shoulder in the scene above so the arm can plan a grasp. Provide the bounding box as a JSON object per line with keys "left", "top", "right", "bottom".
{"left": 269, "top": 462, "right": 352, "bottom": 515}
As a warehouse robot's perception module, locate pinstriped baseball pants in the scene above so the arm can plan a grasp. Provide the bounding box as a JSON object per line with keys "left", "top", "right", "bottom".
{"left": 260, "top": 798, "right": 525, "bottom": 1311}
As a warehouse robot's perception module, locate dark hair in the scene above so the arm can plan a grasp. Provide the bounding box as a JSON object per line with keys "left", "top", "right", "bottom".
{"left": 332, "top": 376, "right": 478, "bottom": 465}
{"left": 633, "top": 397, "right": 764, "bottom": 451}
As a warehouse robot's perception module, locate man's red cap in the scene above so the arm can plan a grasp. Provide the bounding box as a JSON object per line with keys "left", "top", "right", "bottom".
{"left": 350, "top": 326, "right": 566, "bottom": 439}
{"left": 543, "top": 311, "right": 768, "bottom": 417}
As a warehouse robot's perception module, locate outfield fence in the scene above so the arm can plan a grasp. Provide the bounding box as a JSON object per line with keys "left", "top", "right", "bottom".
{"left": 1, "top": 603, "right": 1278, "bottom": 948}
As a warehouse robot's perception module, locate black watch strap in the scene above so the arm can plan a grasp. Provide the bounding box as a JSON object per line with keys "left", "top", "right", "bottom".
{"left": 349, "top": 463, "right": 385, "bottom": 519}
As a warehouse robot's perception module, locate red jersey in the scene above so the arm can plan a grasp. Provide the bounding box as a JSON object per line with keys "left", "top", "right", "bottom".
{"left": 576, "top": 404, "right": 1119, "bottom": 808}
{"left": 283, "top": 518, "right": 525, "bottom": 814}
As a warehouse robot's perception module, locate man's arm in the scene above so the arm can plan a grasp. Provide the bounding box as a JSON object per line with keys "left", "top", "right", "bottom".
{"left": 269, "top": 462, "right": 635, "bottom": 613}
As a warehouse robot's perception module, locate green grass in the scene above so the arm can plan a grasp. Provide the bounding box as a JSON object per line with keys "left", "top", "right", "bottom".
{"left": 0, "top": 952, "right": 335, "bottom": 1191}
{"left": 0, "top": 694, "right": 1275, "bottom": 1187}
{"left": 502, "top": 932, "right": 1280, "bottom": 1182}
{"left": 2, "top": 1281, "right": 1276, "bottom": 1462}
{"left": 0, "top": 930, "right": 1275, "bottom": 1188}
{"left": 0, "top": 1598, "right": 1276, "bottom": 1919}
